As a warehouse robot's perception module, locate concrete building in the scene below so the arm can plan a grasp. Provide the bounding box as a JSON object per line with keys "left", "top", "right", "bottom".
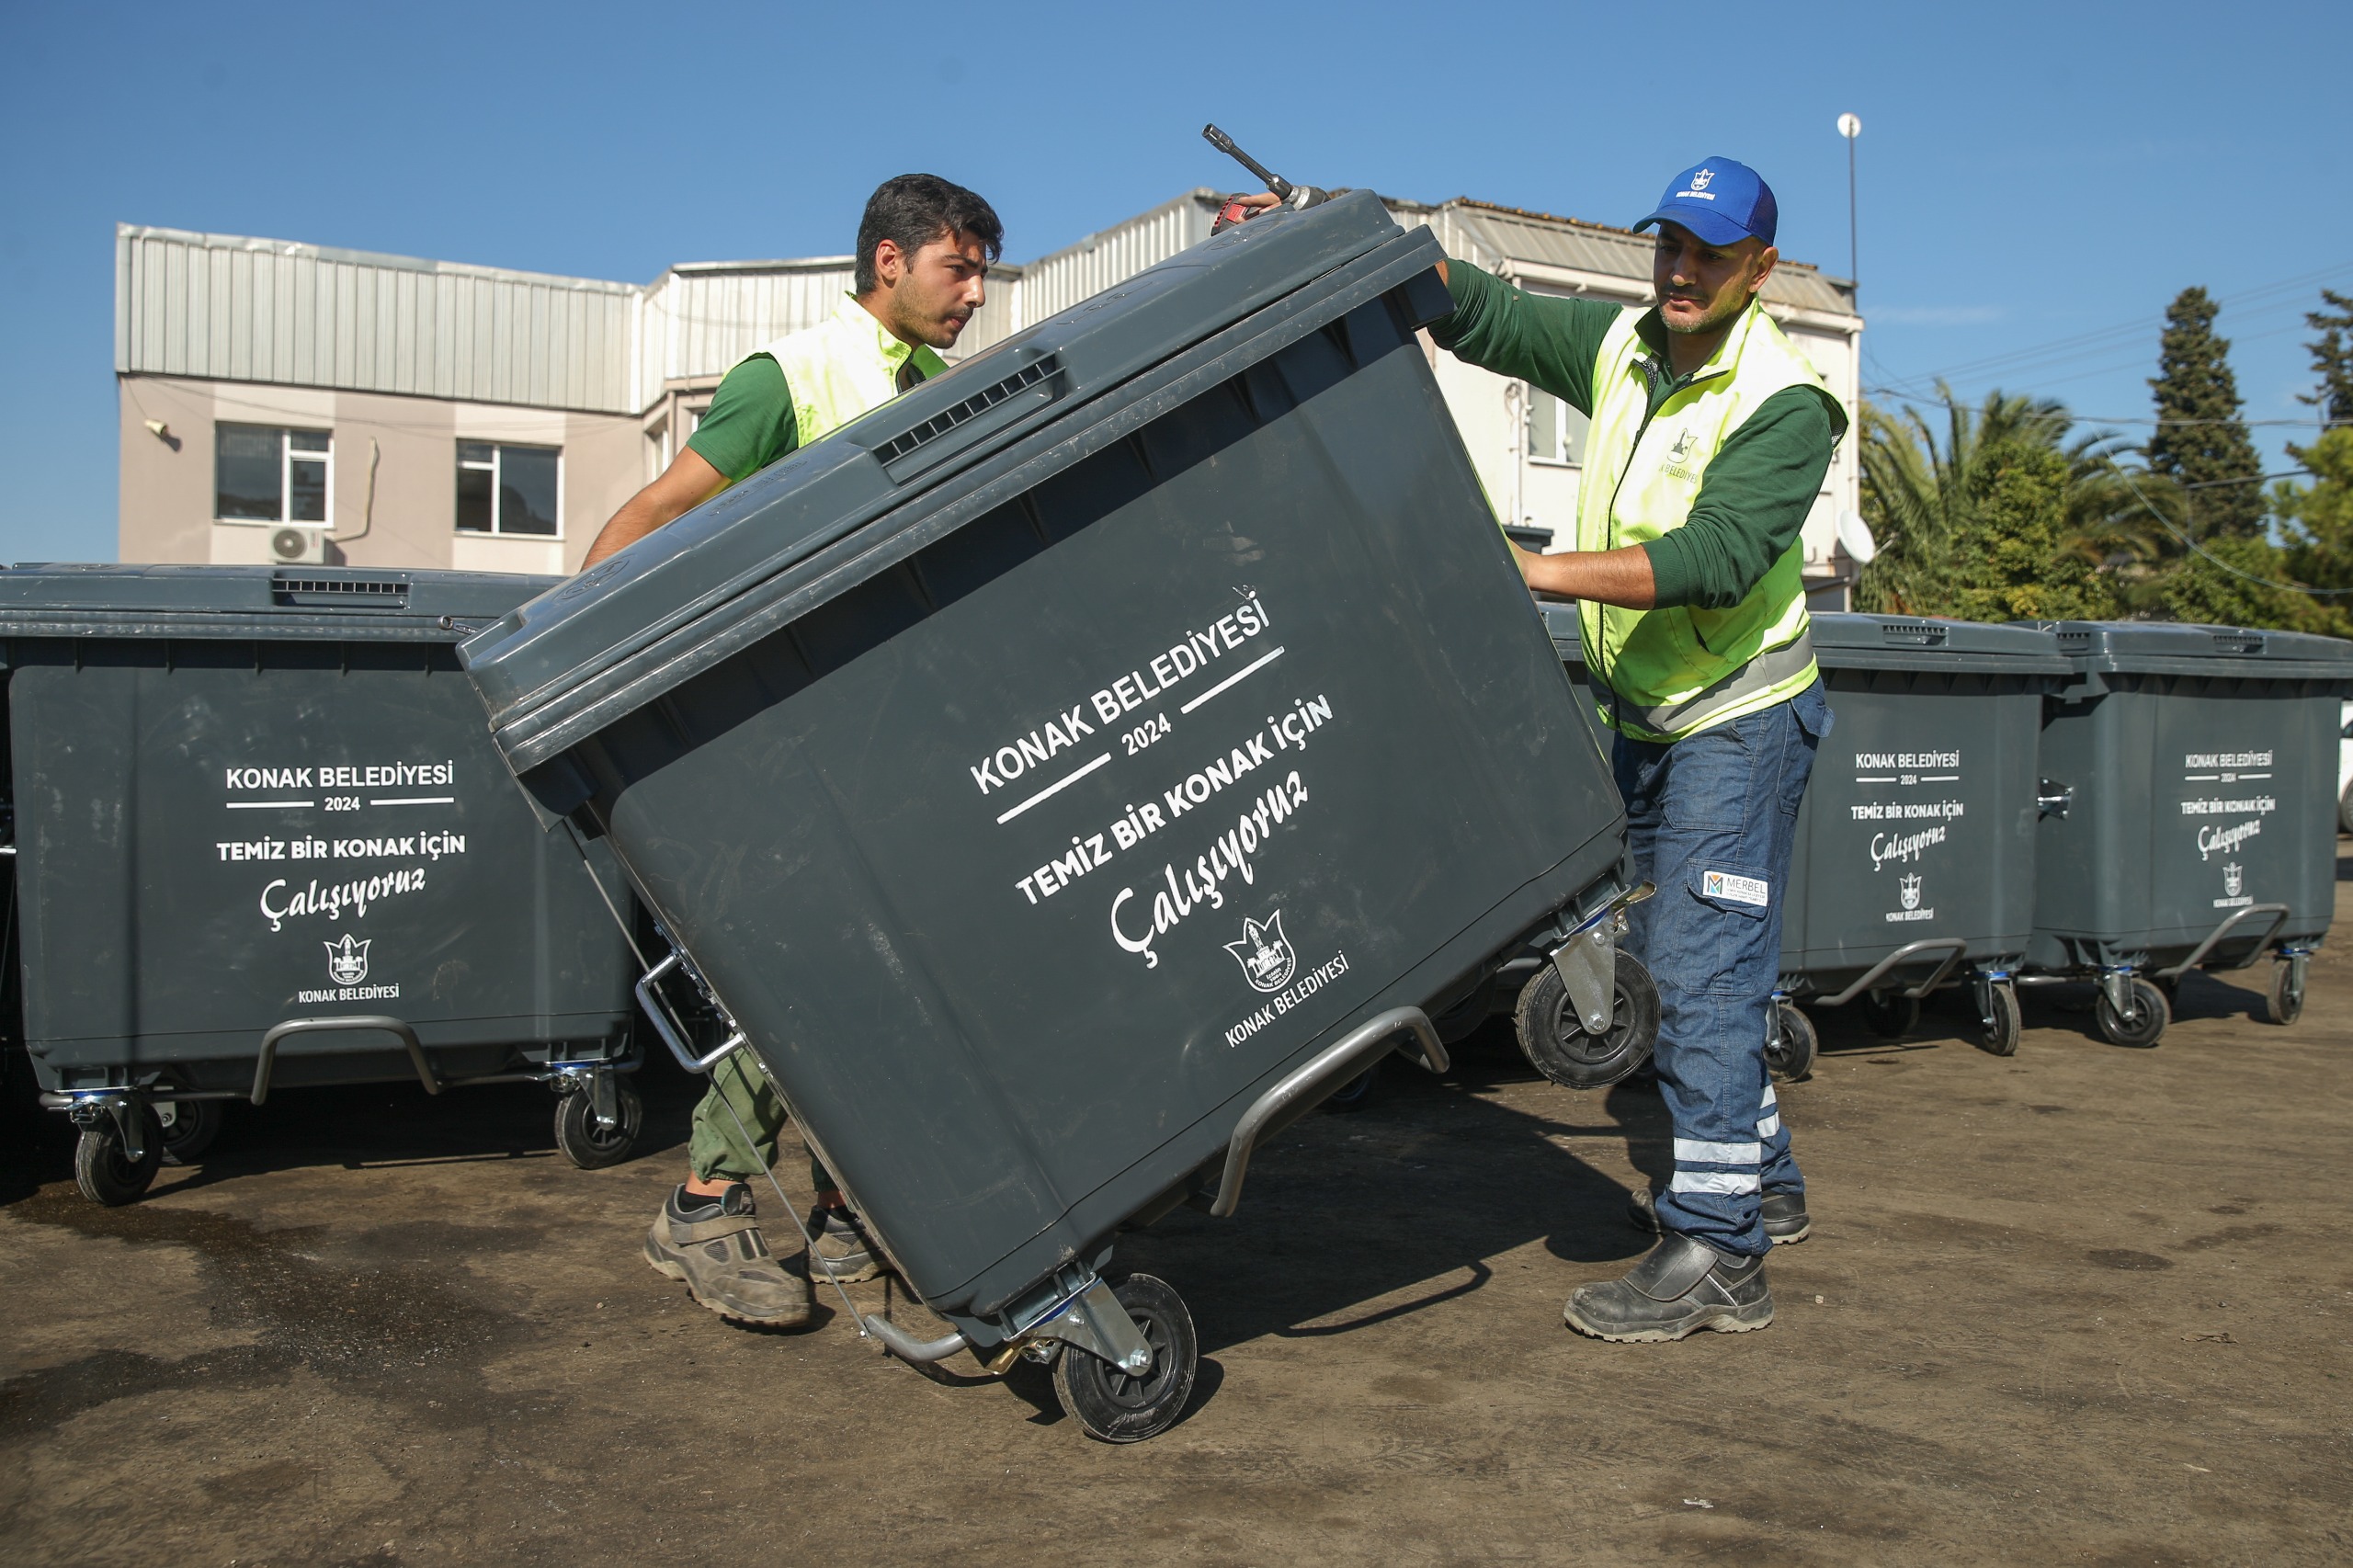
{"left": 117, "top": 191, "right": 1862, "bottom": 598}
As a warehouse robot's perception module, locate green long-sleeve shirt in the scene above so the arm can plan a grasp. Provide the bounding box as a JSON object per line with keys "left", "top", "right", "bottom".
{"left": 1430, "top": 262, "right": 1840, "bottom": 610}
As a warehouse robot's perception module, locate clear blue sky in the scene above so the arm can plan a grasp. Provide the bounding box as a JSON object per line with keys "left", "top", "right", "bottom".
{"left": 3, "top": 0, "right": 2346, "bottom": 563}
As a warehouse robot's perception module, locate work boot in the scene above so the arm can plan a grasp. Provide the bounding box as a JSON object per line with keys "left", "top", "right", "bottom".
{"left": 1564, "top": 1232, "right": 1774, "bottom": 1342}
{"left": 808, "top": 1206, "right": 888, "bottom": 1285}
{"left": 1627, "top": 1185, "right": 1811, "bottom": 1244}
{"left": 644, "top": 1184, "right": 812, "bottom": 1328}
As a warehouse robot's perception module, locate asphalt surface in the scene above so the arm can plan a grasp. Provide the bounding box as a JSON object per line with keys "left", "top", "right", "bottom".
{"left": 4, "top": 882, "right": 2349, "bottom": 1565}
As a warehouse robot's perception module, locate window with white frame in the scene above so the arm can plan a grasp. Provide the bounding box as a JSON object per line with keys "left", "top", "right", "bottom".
{"left": 456, "top": 442, "right": 562, "bottom": 536}
{"left": 1525, "top": 387, "right": 1590, "bottom": 467}
{"left": 216, "top": 424, "right": 332, "bottom": 525}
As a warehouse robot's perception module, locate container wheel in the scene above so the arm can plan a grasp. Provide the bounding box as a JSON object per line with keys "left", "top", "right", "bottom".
{"left": 157, "top": 1099, "right": 223, "bottom": 1166}
{"left": 1978, "top": 983, "right": 2022, "bottom": 1057}
{"left": 1321, "top": 1060, "right": 1381, "bottom": 1114}
{"left": 1051, "top": 1273, "right": 1198, "bottom": 1444}
{"left": 2266, "top": 960, "right": 2305, "bottom": 1027}
{"left": 2339, "top": 778, "right": 2353, "bottom": 835}
{"left": 1515, "top": 950, "right": 1661, "bottom": 1089}
{"left": 2095, "top": 977, "right": 2169, "bottom": 1049}
{"left": 74, "top": 1108, "right": 164, "bottom": 1206}
{"left": 1765, "top": 1001, "right": 1816, "bottom": 1084}
{"left": 553, "top": 1082, "right": 643, "bottom": 1170}
{"left": 1861, "top": 990, "right": 1919, "bottom": 1040}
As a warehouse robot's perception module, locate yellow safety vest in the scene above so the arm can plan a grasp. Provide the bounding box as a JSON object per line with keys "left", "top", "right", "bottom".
{"left": 1575, "top": 301, "right": 1841, "bottom": 743}
{"left": 749, "top": 293, "right": 949, "bottom": 447}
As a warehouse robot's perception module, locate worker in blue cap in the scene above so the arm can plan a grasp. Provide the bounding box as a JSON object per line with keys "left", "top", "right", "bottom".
{"left": 1246, "top": 157, "right": 1846, "bottom": 1339}
{"left": 1448, "top": 159, "right": 1844, "bottom": 1340}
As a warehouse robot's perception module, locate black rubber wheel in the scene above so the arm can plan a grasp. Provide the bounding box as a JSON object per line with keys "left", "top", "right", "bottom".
{"left": 2267, "top": 961, "right": 2305, "bottom": 1027}
{"left": 1321, "top": 1060, "right": 1382, "bottom": 1114}
{"left": 1861, "top": 990, "right": 1919, "bottom": 1040}
{"left": 1515, "top": 949, "right": 1660, "bottom": 1089}
{"left": 1765, "top": 1001, "right": 1817, "bottom": 1084}
{"left": 74, "top": 1108, "right": 164, "bottom": 1206}
{"left": 1051, "top": 1273, "right": 1198, "bottom": 1444}
{"left": 1979, "top": 983, "right": 2022, "bottom": 1057}
{"left": 157, "top": 1099, "right": 222, "bottom": 1166}
{"left": 553, "top": 1082, "right": 642, "bottom": 1170}
{"left": 1431, "top": 980, "right": 1495, "bottom": 1046}
{"left": 2095, "top": 977, "right": 2169, "bottom": 1049}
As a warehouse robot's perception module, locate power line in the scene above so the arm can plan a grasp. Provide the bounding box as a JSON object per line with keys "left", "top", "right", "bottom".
{"left": 1873, "top": 260, "right": 2353, "bottom": 393}
{"left": 2104, "top": 459, "right": 2353, "bottom": 597}
{"left": 1863, "top": 386, "right": 2349, "bottom": 430}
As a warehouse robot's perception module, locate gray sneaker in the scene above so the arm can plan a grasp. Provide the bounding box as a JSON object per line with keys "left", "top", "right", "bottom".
{"left": 809, "top": 1207, "right": 888, "bottom": 1285}
{"left": 644, "top": 1184, "right": 812, "bottom": 1327}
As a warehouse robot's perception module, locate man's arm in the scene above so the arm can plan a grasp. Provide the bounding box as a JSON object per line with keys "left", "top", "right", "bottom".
{"left": 1514, "top": 543, "right": 1657, "bottom": 608}
{"left": 581, "top": 447, "right": 727, "bottom": 568}
{"left": 1638, "top": 390, "right": 1838, "bottom": 608}
{"left": 1429, "top": 261, "right": 1619, "bottom": 414}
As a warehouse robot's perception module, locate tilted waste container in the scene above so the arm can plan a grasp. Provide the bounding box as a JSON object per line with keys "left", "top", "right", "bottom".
{"left": 459, "top": 191, "right": 1653, "bottom": 1441}
{"left": 2026, "top": 620, "right": 2353, "bottom": 1047}
{"left": 1, "top": 566, "right": 640, "bottom": 1203}
{"left": 1544, "top": 608, "right": 2069, "bottom": 1074}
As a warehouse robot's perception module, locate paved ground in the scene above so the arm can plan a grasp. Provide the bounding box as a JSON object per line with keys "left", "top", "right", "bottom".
{"left": 5, "top": 884, "right": 2350, "bottom": 1566}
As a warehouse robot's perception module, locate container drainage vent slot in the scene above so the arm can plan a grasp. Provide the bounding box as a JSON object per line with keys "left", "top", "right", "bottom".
{"left": 873, "top": 358, "right": 1060, "bottom": 465}
{"left": 2211, "top": 631, "right": 2264, "bottom": 654}
{"left": 1878, "top": 620, "right": 1948, "bottom": 647}
{"left": 272, "top": 574, "right": 411, "bottom": 608}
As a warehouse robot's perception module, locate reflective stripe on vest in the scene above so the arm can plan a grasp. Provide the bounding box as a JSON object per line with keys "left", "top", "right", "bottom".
{"left": 1574, "top": 301, "right": 1840, "bottom": 743}
{"left": 748, "top": 294, "right": 949, "bottom": 450}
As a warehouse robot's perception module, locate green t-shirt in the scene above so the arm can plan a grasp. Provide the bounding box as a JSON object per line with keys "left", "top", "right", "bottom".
{"left": 686, "top": 355, "right": 800, "bottom": 484}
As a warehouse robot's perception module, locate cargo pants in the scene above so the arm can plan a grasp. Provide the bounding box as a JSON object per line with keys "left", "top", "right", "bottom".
{"left": 1613, "top": 679, "right": 1829, "bottom": 1257}
{"left": 688, "top": 1053, "right": 837, "bottom": 1197}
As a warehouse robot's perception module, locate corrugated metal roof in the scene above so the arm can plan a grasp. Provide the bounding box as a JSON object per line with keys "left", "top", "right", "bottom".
{"left": 1009, "top": 191, "right": 1220, "bottom": 326}
{"left": 637, "top": 259, "right": 856, "bottom": 403}
{"left": 1431, "top": 199, "right": 1857, "bottom": 316}
{"left": 115, "top": 224, "right": 640, "bottom": 413}
{"left": 119, "top": 189, "right": 1858, "bottom": 417}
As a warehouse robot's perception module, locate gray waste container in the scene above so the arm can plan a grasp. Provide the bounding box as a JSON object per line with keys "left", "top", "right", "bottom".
{"left": 459, "top": 191, "right": 1650, "bottom": 1440}
{"left": 1543, "top": 608, "right": 2069, "bottom": 1072}
{"left": 2026, "top": 620, "right": 2353, "bottom": 1046}
{"left": 2, "top": 565, "right": 640, "bottom": 1203}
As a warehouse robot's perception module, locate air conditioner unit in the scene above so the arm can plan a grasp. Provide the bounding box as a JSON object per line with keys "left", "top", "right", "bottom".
{"left": 269, "top": 527, "right": 328, "bottom": 565}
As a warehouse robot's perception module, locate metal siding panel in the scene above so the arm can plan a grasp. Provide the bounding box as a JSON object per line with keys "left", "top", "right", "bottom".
{"left": 230, "top": 249, "right": 254, "bottom": 382}
{"left": 208, "top": 247, "right": 233, "bottom": 378}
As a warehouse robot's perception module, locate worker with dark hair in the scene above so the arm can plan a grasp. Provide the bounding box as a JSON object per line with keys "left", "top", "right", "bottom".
{"left": 585, "top": 173, "right": 1003, "bottom": 1329}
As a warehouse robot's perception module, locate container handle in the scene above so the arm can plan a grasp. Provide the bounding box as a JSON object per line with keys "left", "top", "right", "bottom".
{"left": 1203, "top": 1006, "right": 1446, "bottom": 1218}
{"left": 254, "top": 1015, "right": 435, "bottom": 1106}
{"left": 633, "top": 949, "right": 746, "bottom": 1074}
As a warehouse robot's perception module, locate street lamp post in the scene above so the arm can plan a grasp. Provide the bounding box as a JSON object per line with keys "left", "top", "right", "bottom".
{"left": 1836, "top": 112, "right": 1861, "bottom": 297}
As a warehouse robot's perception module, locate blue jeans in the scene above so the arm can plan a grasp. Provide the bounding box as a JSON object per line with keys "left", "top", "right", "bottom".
{"left": 1613, "top": 680, "right": 1830, "bottom": 1257}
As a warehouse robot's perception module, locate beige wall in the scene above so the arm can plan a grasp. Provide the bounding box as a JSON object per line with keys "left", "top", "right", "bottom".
{"left": 117, "top": 375, "right": 642, "bottom": 573}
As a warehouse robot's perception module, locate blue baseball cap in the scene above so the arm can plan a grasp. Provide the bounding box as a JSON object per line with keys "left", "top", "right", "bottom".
{"left": 1633, "top": 157, "right": 1778, "bottom": 248}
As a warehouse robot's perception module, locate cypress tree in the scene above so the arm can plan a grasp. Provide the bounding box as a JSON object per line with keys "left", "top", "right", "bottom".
{"left": 2303, "top": 288, "right": 2353, "bottom": 431}
{"left": 2147, "top": 287, "right": 2265, "bottom": 539}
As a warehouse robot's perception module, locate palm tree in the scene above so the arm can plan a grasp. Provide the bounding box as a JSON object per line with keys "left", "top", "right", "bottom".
{"left": 1856, "top": 382, "right": 2140, "bottom": 618}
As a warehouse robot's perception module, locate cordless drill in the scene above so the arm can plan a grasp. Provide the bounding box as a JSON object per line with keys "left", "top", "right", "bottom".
{"left": 1204, "top": 124, "right": 1337, "bottom": 233}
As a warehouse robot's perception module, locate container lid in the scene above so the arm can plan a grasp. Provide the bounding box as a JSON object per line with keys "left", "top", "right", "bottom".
{"left": 0, "top": 564, "right": 553, "bottom": 641}
{"left": 459, "top": 191, "right": 1427, "bottom": 757}
{"left": 1545, "top": 606, "right": 2072, "bottom": 675}
{"left": 2033, "top": 619, "right": 2353, "bottom": 680}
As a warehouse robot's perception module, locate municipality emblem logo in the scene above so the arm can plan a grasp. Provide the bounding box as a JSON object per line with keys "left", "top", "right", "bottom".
{"left": 2224, "top": 861, "right": 2244, "bottom": 897}
{"left": 1688, "top": 167, "right": 1715, "bottom": 193}
{"left": 1899, "top": 873, "right": 1923, "bottom": 912}
{"left": 324, "top": 934, "right": 370, "bottom": 985}
{"left": 1666, "top": 428, "right": 1696, "bottom": 462}
{"left": 1223, "top": 911, "right": 1298, "bottom": 994}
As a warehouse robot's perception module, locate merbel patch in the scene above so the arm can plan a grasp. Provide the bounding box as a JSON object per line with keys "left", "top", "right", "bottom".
{"left": 1702, "top": 869, "right": 1769, "bottom": 907}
